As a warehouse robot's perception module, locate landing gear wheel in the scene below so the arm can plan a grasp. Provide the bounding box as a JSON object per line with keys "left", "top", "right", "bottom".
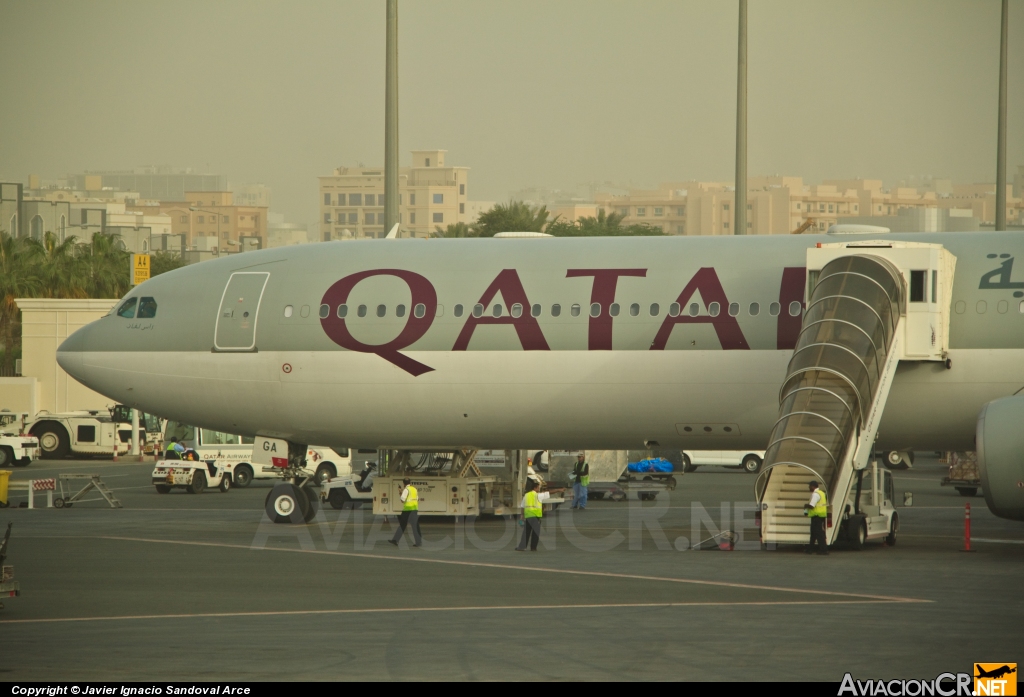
{"left": 742, "top": 454, "right": 762, "bottom": 474}
{"left": 300, "top": 485, "right": 319, "bottom": 522}
{"left": 315, "top": 463, "right": 336, "bottom": 485}
{"left": 233, "top": 465, "right": 253, "bottom": 488}
{"left": 681, "top": 454, "right": 697, "bottom": 473}
{"left": 218, "top": 475, "right": 231, "bottom": 493}
{"left": 956, "top": 487, "right": 978, "bottom": 497}
{"left": 886, "top": 513, "right": 899, "bottom": 546}
{"left": 328, "top": 488, "right": 353, "bottom": 510}
{"left": 187, "top": 471, "right": 207, "bottom": 494}
{"left": 35, "top": 426, "right": 70, "bottom": 459}
{"left": 155, "top": 484, "right": 171, "bottom": 494}
{"left": 265, "top": 483, "right": 309, "bottom": 524}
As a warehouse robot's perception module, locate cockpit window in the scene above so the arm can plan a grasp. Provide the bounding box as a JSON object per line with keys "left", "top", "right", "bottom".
{"left": 117, "top": 298, "right": 138, "bottom": 318}
{"left": 137, "top": 297, "right": 157, "bottom": 318}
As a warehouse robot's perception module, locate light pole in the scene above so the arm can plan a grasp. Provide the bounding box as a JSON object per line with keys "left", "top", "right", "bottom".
{"left": 384, "top": 0, "right": 400, "bottom": 235}
{"left": 734, "top": 0, "right": 747, "bottom": 236}
{"left": 995, "top": 0, "right": 1008, "bottom": 230}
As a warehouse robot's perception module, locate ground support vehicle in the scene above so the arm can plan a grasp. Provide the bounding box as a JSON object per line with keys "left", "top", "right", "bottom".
{"left": 940, "top": 451, "right": 982, "bottom": 497}
{"left": 152, "top": 460, "right": 232, "bottom": 494}
{"left": 680, "top": 450, "right": 766, "bottom": 474}
{"left": 0, "top": 523, "right": 19, "bottom": 610}
{"left": 321, "top": 463, "right": 377, "bottom": 509}
{"left": 162, "top": 420, "right": 350, "bottom": 488}
{"left": 26, "top": 409, "right": 132, "bottom": 459}
{"left": 0, "top": 413, "right": 40, "bottom": 467}
{"left": 834, "top": 463, "right": 900, "bottom": 549}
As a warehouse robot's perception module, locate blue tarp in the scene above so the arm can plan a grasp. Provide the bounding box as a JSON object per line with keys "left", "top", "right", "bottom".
{"left": 627, "top": 458, "right": 674, "bottom": 473}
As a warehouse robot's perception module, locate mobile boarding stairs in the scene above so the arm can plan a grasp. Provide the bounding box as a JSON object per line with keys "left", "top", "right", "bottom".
{"left": 756, "top": 241, "right": 956, "bottom": 547}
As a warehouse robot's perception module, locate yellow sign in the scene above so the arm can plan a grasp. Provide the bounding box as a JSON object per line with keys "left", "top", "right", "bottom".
{"left": 131, "top": 253, "right": 151, "bottom": 286}
{"left": 975, "top": 664, "right": 1017, "bottom": 696}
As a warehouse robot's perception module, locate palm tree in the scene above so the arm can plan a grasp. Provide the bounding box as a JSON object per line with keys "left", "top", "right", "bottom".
{"left": 432, "top": 222, "right": 474, "bottom": 238}
{"left": 83, "top": 232, "right": 130, "bottom": 299}
{"left": 472, "top": 200, "right": 554, "bottom": 237}
{"left": 23, "top": 231, "right": 88, "bottom": 299}
{"left": 0, "top": 231, "right": 42, "bottom": 375}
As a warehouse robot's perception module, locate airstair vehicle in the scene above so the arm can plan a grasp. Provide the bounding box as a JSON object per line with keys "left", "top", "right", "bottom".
{"left": 756, "top": 240, "right": 956, "bottom": 547}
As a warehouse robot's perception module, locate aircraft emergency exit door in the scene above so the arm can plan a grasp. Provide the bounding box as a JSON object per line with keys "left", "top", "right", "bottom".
{"left": 214, "top": 272, "right": 270, "bottom": 351}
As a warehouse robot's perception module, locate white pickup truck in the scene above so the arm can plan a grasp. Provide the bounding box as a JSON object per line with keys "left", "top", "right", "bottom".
{"left": 0, "top": 413, "right": 40, "bottom": 468}
{"left": 681, "top": 450, "right": 766, "bottom": 474}
{"left": 162, "top": 420, "right": 351, "bottom": 487}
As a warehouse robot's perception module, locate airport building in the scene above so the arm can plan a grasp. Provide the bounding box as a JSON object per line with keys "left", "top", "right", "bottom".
{"left": 67, "top": 168, "right": 226, "bottom": 203}
{"left": 318, "top": 150, "right": 470, "bottom": 240}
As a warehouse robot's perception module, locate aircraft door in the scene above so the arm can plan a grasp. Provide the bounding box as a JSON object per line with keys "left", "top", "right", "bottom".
{"left": 215, "top": 272, "right": 270, "bottom": 351}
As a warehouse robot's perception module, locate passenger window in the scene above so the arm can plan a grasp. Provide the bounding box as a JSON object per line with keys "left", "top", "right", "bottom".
{"left": 454, "top": 304, "right": 464, "bottom": 318}
{"left": 473, "top": 304, "right": 484, "bottom": 318}
{"left": 610, "top": 303, "right": 620, "bottom": 317}
{"left": 997, "top": 300, "right": 1008, "bottom": 314}
{"left": 492, "top": 304, "right": 503, "bottom": 318}
{"left": 284, "top": 305, "right": 293, "bottom": 318}
{"left": 531, "top": 304, "right": 541, "bottom": 317}
{"left": 300, "top": 305, "right": 310, "bottom": 318}
{"left": 954, "top": 301, "right": 966, "bottom": 314}
{"left": 689, "top": 303, "right": 699, "bottom": 317}
{"left": 396, "top": 304, "right": 406, "bottom": 318}
{"left": 1020, "top": 300, "right": 1024, "bottom": 313}
{"left": 551, "top": 304, "right": 562, "bottom": 317}
{"left": 414, "top": 303, "right": 426, "bottom": 318}
{"left": 629, "top": 303, "right": 640, "bottom": 317}
{"left": 435, "top": 305, "right": 444, "bottom": 317}
{"left": 590, "top": 303, "right": 601, "bottom": 317}
{"left": 376, "top": 304, "right": 386, "bottom": 317}
{"left": 789, "top": 301, "right": 802, "bottom": 317}
{"left": 976, "top": 301, "right": 987, "bottom": 314}
{"left": 117, "top": 298, "right": 137, "bottom": 318}
{"left": 708, "top": 302, "right": 720, "bottom": 317}
{"left": 909, "top": 270, "right": 926, "bottom": 303}
{"left": 668, "top": 303, "right": 680, "bottom": 317}
{"left": 570, "top": 304, "right": 581, "bottom": 317}
{"left": 357, "top": 305, "right": 367, "bottom": 317}
{"left": 650, "top": 303, "right": 660, "bottom": 316}
{"left": 729, "top": 302, "right": 740, "bottom": 316}
{"left": 337, "top": 304, "right": 348, "bottom": 318}
{"left": 769, "top": 302, "right": 780, "bottom": 316}
{"left": 138, "top": 297, "right": 157, "bottom": 318}
{"left": 511, "top": 303, "right": 523, "bottom": 318}
{"left": 319, "top": 304, "right": 330, "bottom": 318}
{"left": 749, "top": 302, "right": 760, "bottom": 316}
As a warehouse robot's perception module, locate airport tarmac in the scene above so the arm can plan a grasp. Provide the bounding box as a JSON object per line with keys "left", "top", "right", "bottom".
{"left": 1, "top": 454, "right": 1021, "bottom": 682}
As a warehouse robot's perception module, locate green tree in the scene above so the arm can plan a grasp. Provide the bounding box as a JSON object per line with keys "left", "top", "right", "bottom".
{"left": 24, "top": 231, "right": 88, "bottom": 298}
{"left": 82, "top": 232, "right": 130, "bottom": 299}
{"left": 0, "top": 232, "right": 42, "bottom": 375}
{"left": 151, "top": 250, "right": 186, "bottom": 277}
{"left": 472, "top": 200, "right": 553, "bottom": 237}
{"left": 545, "top": 209, "right": 666, "bottom": 237}
{"left": 432, "top": 222, "right": 474, "bottom": 238}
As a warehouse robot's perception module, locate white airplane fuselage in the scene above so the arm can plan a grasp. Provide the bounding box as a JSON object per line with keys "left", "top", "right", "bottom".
{"left": 57, "top": 232, "right": 1024, "bottom": 453}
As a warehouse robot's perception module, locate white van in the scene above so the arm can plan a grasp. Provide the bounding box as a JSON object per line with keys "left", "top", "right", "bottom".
{"left": 163, "top": 421, "right": 351, "bottom": 487}
{"left": 681, "top": 450, "right": 765, "bottom": 474}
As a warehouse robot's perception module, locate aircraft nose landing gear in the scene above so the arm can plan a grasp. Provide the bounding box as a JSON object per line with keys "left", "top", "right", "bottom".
{"left": 258, "top": 438, "right": 319, "bottom": 524}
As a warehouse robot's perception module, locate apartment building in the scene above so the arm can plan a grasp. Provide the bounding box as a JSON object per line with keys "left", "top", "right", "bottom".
{"left": 318, "top": 150, "right": 469, "bottom": 240}
{"left": 129, "top": 191, "right": 268, "bottom": 253}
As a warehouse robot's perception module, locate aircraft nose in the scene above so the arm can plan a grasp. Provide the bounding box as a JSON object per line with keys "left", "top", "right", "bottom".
{"left": 56, "top": 324, "right": 91, "bottom": 382}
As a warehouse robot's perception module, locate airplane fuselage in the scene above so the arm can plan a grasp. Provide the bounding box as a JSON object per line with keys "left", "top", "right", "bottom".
{"left": 57, "top": 231, "right": 1024, "bottom": 452}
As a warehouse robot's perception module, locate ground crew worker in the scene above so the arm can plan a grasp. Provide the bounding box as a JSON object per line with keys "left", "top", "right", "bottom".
{"left": 571, "top": 452, "right": 590, "bottom": 510}
{"left": 389, "top": 477, "right": 422, "bottom": 547}
{"left": 515, "top": 480, "right": 564, "bottom": 551}
{"left": 804, "top": 481, "right": 829, "bottom": 555}
{"left": 164, "top": 437, "right": 184, "bottom": 460}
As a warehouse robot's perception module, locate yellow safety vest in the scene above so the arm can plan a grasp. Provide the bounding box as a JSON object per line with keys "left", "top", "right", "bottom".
{"left": 524, "top": 490, "right": 543, "bottom": 518}
{"left": 403, "top": 485, "right": 419, "bottom": 511}
{"left": 576, "top": 461, "right": 590, "bottom": 487}
{"left": 810, "top": 487, "right": 828, "bottom": 517}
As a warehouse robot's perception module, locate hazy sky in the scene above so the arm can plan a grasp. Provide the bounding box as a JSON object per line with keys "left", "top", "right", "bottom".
{"left": 1, "top": 0, "right": 1021, "bottom": 225}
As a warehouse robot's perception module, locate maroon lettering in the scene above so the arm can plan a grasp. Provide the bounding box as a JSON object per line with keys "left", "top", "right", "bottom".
{"left": 566, "top": 268, "right": 647, "bottom": 350}
{"left": 453, "top": 269, "right": 549, "bottom": 351}
{"left": 650, "top": 267, "right": 749, "bottom": 350}
{"left": 777, "top": 267, "right": 806, "bottom": 350}
{"left": 320, "top": 269, "right": 437, "bottom": 376}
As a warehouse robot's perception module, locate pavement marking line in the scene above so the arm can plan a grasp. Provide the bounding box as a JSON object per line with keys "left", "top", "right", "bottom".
{"left": 0, "top": 599, "right": 910, "bottom": 626}
{"left": 900, "top": 534, "right": 1024, "bottom": 544}
{"left": 94, "top": 535, "right": 931, "bottom": 604}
